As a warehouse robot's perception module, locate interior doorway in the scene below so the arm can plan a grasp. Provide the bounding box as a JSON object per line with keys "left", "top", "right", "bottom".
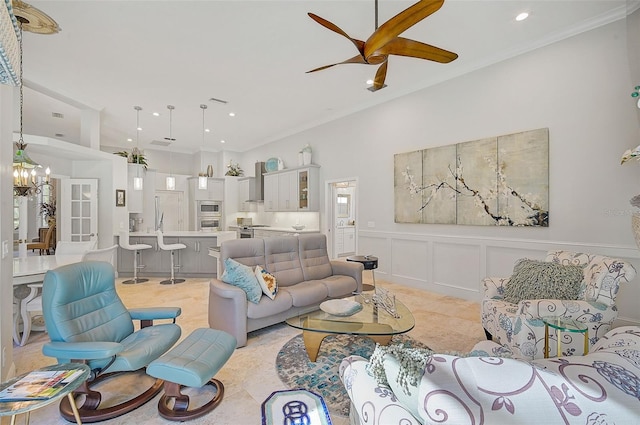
{"left": 326, "top": 178, "right": 358, "bottom": 259}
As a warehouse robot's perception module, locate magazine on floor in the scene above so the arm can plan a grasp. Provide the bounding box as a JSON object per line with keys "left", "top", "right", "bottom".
{"left": 0, "top": 368, "right": 84, "bottom": 401}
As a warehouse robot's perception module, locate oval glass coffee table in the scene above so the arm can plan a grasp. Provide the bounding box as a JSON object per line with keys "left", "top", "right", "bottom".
{"left": 286, "top": 294, "right": 415, "bottom": 362}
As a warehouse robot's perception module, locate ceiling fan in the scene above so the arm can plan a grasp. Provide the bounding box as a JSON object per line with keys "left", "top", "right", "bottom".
{"left": 11, "top": 0, "right": 60, "bottom": 34}
{"left": 307, "top": 0, "right": 458, "bottom": 92}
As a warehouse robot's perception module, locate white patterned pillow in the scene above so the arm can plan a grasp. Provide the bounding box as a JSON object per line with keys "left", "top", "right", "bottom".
{"left": 255, "top": 265, "right": 277, "bottom": 299}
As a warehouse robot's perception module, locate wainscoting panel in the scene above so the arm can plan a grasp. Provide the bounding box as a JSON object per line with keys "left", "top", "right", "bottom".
{"left": 433, "top": 242, "right": 481, "bottom": 296}
{"left": 358, "top": 230, "right": 640, "bottom": 325}
{"left": 485, "top": 246, "right": 546, "bottom": 278}
{"left": 390, "top": 238, "right": 428, "bottom": 281}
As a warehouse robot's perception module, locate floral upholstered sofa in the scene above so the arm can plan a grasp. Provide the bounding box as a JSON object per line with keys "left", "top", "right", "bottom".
{"left": 481, "top": 250, "right": 636, "bottom": 360}
{"left": 340, "top": 326, "right": 640, "bottom": 425}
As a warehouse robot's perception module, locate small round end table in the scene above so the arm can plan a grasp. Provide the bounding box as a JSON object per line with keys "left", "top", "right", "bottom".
{"left": 0, "top": 363, "right": 89, "bottom": 425}
{"left": 542, "top": 316, "right": 588, "bottom": 358}
{"left": 346, "top": 255, "right": 378, "bottom": 292}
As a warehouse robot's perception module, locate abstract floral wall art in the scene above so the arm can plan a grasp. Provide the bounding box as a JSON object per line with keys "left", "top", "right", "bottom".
{"left": 394, "top": 128, "right": 549, "bottom": 226}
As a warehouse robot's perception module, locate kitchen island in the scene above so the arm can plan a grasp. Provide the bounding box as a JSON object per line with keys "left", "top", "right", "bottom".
{"left": 117, "top": 231, "right": 236, "bottom": 278}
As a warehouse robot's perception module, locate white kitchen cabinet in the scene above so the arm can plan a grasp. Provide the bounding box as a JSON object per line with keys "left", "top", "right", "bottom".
{"left": 277, "top": 171, "right": 298, "bottom": 211}
{"left": 335, "top": 226, "right": 355, "bottom": 256}
{"left": 189, "top": 177, "right": 225, "bottom": 201}
{"left": 263, "top": 174, "right": 278, "bottom": 212}
{"left": 263, "top": 165, "right": 320, "bottom": 212}
{"left": 238, "top": 177, "right": 256, "bottom": 212}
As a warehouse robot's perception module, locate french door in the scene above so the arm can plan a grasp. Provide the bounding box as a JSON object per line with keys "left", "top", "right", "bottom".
{"left": 60, "top": 179, "right": 98, "bottom": 244}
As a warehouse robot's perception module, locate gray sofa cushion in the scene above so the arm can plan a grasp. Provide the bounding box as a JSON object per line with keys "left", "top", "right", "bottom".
{"left": 264, "top": 236, "right": 304, "bottom": 287}
{"left": 280, "top": 282, "right": 328, "bottom": 307}
{"left": 220, "top": 238, "right": 265, "bottom": 273}
{"left": 299, "top": 233, "right": 333, "bottom": 281}
{"left": 247, "top": 290, "right": 293, "bottom": 319}
{"left": 321, "top": 275, "right": 357, "bottom": 297}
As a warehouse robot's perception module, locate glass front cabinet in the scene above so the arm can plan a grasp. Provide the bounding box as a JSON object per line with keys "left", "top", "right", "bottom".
{"left": 263, "top": 165, "right": 320, "bottom": 212}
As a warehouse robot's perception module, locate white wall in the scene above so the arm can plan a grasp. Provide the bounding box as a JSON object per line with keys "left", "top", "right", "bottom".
{"left": 238, "top": 20, "right": 640, "bottom": 325}
{"left": 1, "top": 84, "right": 15, "bottom": 380}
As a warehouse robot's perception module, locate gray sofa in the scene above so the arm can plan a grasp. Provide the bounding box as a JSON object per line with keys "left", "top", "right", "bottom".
{"left": 208, "top": 233, "right": 363, "bottom": 347}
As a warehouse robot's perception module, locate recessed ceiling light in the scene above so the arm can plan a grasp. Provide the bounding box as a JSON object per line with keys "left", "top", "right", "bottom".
{"left": 127, "top": 138, "right": 133, "bottom": 142}
{"left": 205, "top": 128, "right": 210, "bottom": 132}
{"left": 220, "top": 139, "right": 226, "bottom": 144}
{"left": 152, "top": 112, "right": 160, "bottom": 117}
{"left": 228, "top": 112, "right": 235, "bottom": 117}
{"left": 136, "top": 127, "right": 142, "bottom": 131}
{"left": 366, "top": 79, "right": 374, "bottom": 85}
{"left": 516, "top": 12, "right": 529, "bottom": 21}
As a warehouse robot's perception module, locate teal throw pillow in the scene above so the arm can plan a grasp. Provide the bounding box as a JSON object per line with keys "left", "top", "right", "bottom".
{"left": 221, "top": 258, "right": 262, "bottom": 304}
{"left": 503, "top": 259, "right": 584, "bottom": 304}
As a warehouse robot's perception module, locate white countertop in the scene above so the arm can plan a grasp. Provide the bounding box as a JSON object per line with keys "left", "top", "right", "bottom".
{"left": 127, "top": 231, "right": 237, "bottom": 238}
{"left": 229, "top": 226, "right": 319, "bottom": 233}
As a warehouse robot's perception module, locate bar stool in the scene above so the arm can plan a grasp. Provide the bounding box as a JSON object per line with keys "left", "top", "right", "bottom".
{"left": 118, "top": 230, "right": 152, "bottom": 284}
{"left": 157, "top": 230, "right": 186, "bottom": 285}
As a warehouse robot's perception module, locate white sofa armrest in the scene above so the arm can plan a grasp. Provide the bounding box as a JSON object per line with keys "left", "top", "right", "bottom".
{"left": 482, "top": 276, "right": 509, "bottom": 299}
{"left": 208, "top": 278, "right": 249, "bottom": 348}
{"left": 339, "top": 356, "right": 422, "bottom": 425}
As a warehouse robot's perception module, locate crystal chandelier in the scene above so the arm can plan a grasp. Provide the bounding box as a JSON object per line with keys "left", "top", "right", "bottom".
{"left": 13, "top": 17, "right": 51, "bottom": 197}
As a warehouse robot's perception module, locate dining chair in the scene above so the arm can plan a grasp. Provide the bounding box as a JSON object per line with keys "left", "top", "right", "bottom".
{"left": 16, "top": 240, "right": 99, "bottom": 346}
{"left": 81, "top": 244, "right": 118, "bottom": 269}
{"left": 26, "top": 224, "right": 55, "bottom": 255}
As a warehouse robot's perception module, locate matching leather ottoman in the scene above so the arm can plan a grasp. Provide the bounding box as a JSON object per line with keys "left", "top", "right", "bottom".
{"left": 147, "top": 328, "right": 236, "bottom": 421}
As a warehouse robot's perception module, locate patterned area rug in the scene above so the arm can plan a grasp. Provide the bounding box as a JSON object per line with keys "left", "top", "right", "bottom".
{"left": 275, "top": 333, "right": 429, "bottom": 417}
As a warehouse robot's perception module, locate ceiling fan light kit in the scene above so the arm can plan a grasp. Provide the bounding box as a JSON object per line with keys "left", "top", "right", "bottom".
{"left": 307, "top": 0, "right": 458, "bottom": 92}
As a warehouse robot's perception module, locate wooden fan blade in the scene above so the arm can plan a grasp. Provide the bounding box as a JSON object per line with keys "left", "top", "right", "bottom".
{"left": 377, "top": 37, "right": 458, "bottom": 63}
{"left": 306, "top": 55, "right": 368, "bottom": 73}
{"left": 308, "top": 13, "right": 365, "bottom": 56}
{"left": 372, "top": 61, "right": 388, "bottom": 91}
{"left": 364, "top": 0, "right": 444, "bottom": 59}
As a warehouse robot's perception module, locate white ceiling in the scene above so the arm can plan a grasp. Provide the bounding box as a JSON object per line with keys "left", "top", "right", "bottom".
{"left": 18, "top": 0, "right": 638, "bottom": 154}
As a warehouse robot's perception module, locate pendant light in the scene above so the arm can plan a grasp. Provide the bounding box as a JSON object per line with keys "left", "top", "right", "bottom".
{"left": 166, "top": 105, "right": 176, "bottom": 191}
{"left": 13, "top": 18, "right": 53, "bottom": 197}
{"left": 198, "top": 104, "right": 208, "bottom": 190}
{"left": 133, "top": 106, "right": 143, "bottom": 191}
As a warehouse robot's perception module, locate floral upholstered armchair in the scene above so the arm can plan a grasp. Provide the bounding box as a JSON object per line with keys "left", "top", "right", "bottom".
{"left": 481, "top": 250, "right": 636, "bottom": 360}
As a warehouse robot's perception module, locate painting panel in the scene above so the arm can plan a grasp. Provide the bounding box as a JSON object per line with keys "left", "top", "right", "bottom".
{"left": 497, "top": 128, "right": 549, "bottom": 226}
{"left": 394, "top": 150, "right": 423, "bottom": 223}
{"left": 456, "top": 137, "right": 498, "bottom": 225}
{"left": 394, "top": 128, "right": 549, "bottom": 227}
{"left": 421, "top": 144, "right": 457, "bottom": 224}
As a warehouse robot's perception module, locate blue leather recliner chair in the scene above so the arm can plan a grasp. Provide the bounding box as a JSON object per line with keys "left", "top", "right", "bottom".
{"left": 41, "top": 261, "right": 182, "bottom": 422}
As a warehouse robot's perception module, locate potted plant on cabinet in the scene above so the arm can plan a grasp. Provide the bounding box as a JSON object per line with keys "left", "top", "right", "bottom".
{"left": 114, "top": 147, "right": 148, "bottom": 169}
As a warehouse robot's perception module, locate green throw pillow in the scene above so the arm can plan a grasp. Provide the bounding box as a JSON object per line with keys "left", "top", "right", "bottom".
{"left": 503, "top": 259, "right": 584, "bottom": 304}
{"left": 221, "top": 258, "right": 262, "bottom": 304}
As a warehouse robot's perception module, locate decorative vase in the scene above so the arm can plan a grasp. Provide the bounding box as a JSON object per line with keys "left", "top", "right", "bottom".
{"left": 632, "top": 212, "right": 640, "bottom": 250}
{"left": 302, "top": 144, "right": 312, "bottom": 165}
{"left": 207, "top": 165, "right": 214, "bottom": 177}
